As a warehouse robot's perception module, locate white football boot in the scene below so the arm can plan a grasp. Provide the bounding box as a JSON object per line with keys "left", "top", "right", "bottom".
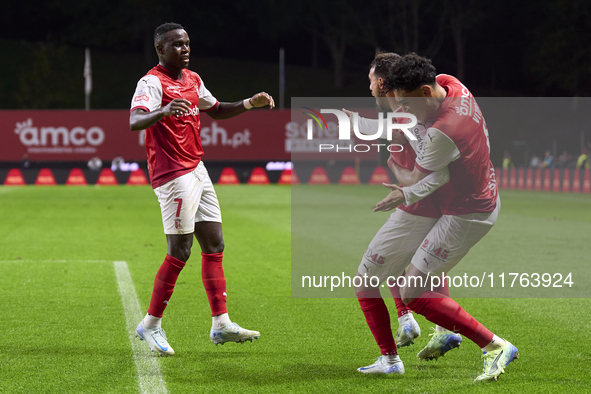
{"left": 395, "top": 314, "right": 421, "bottom": 348}
{"left": 210, "top": 322, "right": 260, "bottom": 345}
{"left": 474, "top": 340, "right": 519, "bottom": 382}
{"left": 357, "top": 355, "right": 405, "bottom": 374}
{"left": 135, "top": 321, "right": 175, "bottom": 356}
{"left": 417, "top": 328, "right": 462, "bottom": 361}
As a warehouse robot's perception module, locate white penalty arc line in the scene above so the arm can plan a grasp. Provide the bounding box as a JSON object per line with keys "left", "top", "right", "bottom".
{"left": 114, "top": 261, "right": 168, "bottom": 394}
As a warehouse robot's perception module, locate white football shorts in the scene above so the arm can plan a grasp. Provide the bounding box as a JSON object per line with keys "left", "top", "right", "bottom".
{"left": 411, "top": 196, "right": 501, "bottom": 275}
{"left": 357, "top": 209, "right": 439, "bottom": 283}
{"left": 154, "top": 161, "right": 222, "bottom": 234}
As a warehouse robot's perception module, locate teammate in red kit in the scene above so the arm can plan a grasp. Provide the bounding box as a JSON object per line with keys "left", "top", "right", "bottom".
{"left": 346, "top": 53, "right": 456, "bottom": 375}
{"left": 374, "top": 53, "right": 518, "bottom": 382}
{"left": 129, "top": 22, "right": 274, "bottom": 356}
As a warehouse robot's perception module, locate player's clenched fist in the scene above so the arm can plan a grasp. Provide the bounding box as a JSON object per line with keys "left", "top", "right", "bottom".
{"left": 162, "top": 98, "right": 192, "bottom": 116}
{"left": 249, "top": 92, "right": 275, "bottom": 109}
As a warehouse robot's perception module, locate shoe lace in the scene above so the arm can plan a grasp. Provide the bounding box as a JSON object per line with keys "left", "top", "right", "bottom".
{"left": 427, "top": 327, "right": 437, "bottom": 337}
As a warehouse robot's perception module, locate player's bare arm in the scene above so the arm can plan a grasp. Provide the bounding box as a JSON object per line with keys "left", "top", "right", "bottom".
{"left": 207, "top": 92, "right": 275, "bottom": 120}
{"left": 129, "top": 98, "right": 192, "bottom": 130}
{"left": 373, "top": 164, "right": 431, "bottom": 212}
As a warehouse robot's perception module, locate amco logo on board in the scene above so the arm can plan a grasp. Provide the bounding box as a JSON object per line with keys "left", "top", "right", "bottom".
{"left": 15, "top": 118, "right": 105, "bottom": 154}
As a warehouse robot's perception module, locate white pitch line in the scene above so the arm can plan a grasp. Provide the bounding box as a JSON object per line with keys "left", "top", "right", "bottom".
{"left": 114, "top": 261, "right": 168, "bottom": 394}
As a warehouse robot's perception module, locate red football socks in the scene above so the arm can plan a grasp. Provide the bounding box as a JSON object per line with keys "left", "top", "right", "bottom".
{"left": 407, "top": 292, "right": 493, "bottom": 348}
{"left": 201, "top": 252, "right": 228, "bottom": 317}
{"left": 432, "top": 274, "right": 450, "bottom": 297}
{"left": 147, "top": 254, "right": 186, "bottom": 318}
{"left": 357, "top": 289, "right": 397, "bottom": 356}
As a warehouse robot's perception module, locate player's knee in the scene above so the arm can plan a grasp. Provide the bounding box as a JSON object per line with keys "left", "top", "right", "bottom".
{"left": 399, "top": 286, "right": 412, "bottom": 305}
{"left": 207, "top": 238, "right": 224, "bottom": 254}
{"left": 171, "top": 245, "right": 191, "bottom": 262}
{"left": 168, "top": 237, "right": 193, "bottom": 262}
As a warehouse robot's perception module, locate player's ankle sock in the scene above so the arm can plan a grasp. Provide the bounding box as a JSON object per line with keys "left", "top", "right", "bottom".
{"left": 407, "top": 292, "right": 494, "bottom": 348}
{"left": 388, "top": 281, "right": 413, "bottom": 318}
{"left": 143, "top": 313, "right": 162, "bottom": 328}
{"left": 435, "top": 325, "right": 447, "bottom": 332}
{"left": 357, "top": 289, "right": 397, "bottom": 356}
{"left": 482, "top": 334, "right": 507, "bottom": 352}
{"left": 147, "top": 254, "right": 186, "bottom": 318}
{"left": 383, "top": 354, "right": 401, "bottom": 364}
{"left": 201, "top": 252, "right": 228, "bottom": 316}
{"left": 212, "top": 313, "right": 231, "bottom": 329}
{"left": 398, "top": 312, "right": 415, "bottom": 326}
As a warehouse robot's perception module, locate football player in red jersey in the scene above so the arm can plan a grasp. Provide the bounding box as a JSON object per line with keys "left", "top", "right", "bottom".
{"left": 130, "top": 23, "right": 274, "bottom": 356}
{"left": 346, "top": 53, "right": 454, "bottom": 375}
{"left": 374, "top": 53, "right": 518, "bottom": 382}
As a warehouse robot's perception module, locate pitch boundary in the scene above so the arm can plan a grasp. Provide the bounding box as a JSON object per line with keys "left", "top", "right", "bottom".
{"left": 114, "top": 260, "right": 168, "bottom": 394}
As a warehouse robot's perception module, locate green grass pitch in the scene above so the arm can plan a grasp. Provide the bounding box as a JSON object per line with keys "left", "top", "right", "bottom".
{"left": 0, "top": 185, "right": 590, "bottom": 393}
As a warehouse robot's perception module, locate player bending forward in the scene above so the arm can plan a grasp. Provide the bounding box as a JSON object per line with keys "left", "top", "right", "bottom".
{"left": 347, "top": 53, "right": 458, "bottom": 376}
{"left": 370, "top": 53, "right": 518, "bottom": 382}
{"left": 129, "top": 22, "right": 274, "bottom": 356}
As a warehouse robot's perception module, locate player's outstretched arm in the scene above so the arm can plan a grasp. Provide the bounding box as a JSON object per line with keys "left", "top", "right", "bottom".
{"left": 130, "top": 98, "right": 192, "bottom": 130}
{"left": 373, "top": 183, "right": 405, "bottom": 212}
{"left": 207, "top": 92, "right": 275, "bottom": 120}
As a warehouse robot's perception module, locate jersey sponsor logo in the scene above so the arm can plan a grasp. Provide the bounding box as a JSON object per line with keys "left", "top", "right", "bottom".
{"left": 414, "top": 126, "right": 427, "bottom": 161}
{"left": 134, "top": 94, "right": 149, "bottom": 102}
{"left": 452, "top": 85, "right": 483, "bottom": 125}
{"left": 14, "top": 118, "right": 105, "bottom": 154}
{"left": 166, "top": 85, "right": 183, "bottom": 96}
{"left": 176, "top": 106, "right": 200, "bottom": 117}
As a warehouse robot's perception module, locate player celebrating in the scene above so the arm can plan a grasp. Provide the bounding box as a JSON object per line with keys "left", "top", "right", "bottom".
{"left": 347, "top": 53, "right": 457, "bottom": 375}
{"left": 373, "top": 53, "right": 519, "bottom": 382}
{"left": 129, "top": 22, "right": 274, "bottom": 356}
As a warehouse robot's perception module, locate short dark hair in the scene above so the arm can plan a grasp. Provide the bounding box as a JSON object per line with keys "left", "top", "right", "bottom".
{"left": 154, "top": 22, "right": 184, "bottom": 44}
{"left": 370, "top": 52, "right": 400, "bottom": 92}
{"left": 388, "top": 53, "right": 437, "bottom": 92}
